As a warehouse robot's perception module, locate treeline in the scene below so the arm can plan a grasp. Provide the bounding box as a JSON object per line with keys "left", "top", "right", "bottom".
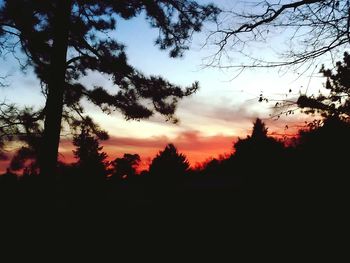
{"left": 1, "top": 117, "right": 349, "bottom": 211}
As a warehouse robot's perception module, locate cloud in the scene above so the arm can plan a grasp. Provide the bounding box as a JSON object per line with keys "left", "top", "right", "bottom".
{"left": 0, "top": 150, "right": 16, "bottom": 174}
{"left": 206, "top": 104, "right": 257, "bottom": 123}
{"left": 103, "top": 130, "right": 236, "bottom": 153}
{"left": 0, "top": 159, "right": 11, "bottom": 174}
{"left": 58, "top": 130, "right": 237, "bottom": 170}
{"left": 1, "top": 117, "right": 308, "bottom": 174}
{"left": 0, "top": 95, "right": 308, "bottom": 174}
{"left": 177, "top": 96, "right": 267, "bottom": 125}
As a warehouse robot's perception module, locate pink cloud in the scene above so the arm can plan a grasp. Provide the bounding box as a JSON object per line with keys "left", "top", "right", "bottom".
{"left": 0, "top": 158, "right": 11, "bottom": 174}
{"left": 57, "top": 130, "right": 237, "bottom": 171}
{"left": 1, "top": 118, "right": 307, "bottom": 174}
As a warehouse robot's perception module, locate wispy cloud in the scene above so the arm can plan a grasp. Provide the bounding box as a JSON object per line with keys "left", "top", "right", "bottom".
{"left": 58, "top": 130, "right": 237, "bottom": 170}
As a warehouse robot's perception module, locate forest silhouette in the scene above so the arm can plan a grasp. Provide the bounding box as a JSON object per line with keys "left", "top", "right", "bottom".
{"left": 1, "top": 1, "right": 349, "bottom": 234}
{"left": 1, "top": 116, "right": 349, "bottom": 214}
{"left": 2, "top": 52, "right": 350, "bottom": 214}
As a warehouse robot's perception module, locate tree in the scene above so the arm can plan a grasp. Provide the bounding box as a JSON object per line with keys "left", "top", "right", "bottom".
{"left": 0, "top": 1, "right": 219, "bottom": 178}
{"left": 251, "top": 118, "right": 268, "bottom": 139}
{"left": 209, "top": 0, "right": 349, "bottom": 69}
{"left": 270, "top": 51, "right": 350, "bottom": 121}
{"left": 297, "top": 52, "right": 350, "bottom": 120}
{"left": 233, "top": 119, "right": 286, "bottom": 190}
{"left": 293, "top": 116, "right": 350, "bottom": 194}
{"left": 234, "top": 118, "right": 284, "bottom": 161}
{"left": 111, "top": 153, "right": 140, "bottom": 180}
{"left": 149, "top": 143, "right": 190, "bottom": 185}
{"left": 0, "top": 102, "right": 42, "bottom": 173}
{"left": 72, "top": 127, "right": 109, "bottom": 181}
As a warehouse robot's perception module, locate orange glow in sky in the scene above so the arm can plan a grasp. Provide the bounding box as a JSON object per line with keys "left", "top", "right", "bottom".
{"left": 0, "top": 1, "right": 320, "bottom": 174}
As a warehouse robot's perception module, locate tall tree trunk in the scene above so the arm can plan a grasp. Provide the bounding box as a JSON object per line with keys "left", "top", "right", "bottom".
{"left": 40, "top": 1, "right": 72, "bottom": 178}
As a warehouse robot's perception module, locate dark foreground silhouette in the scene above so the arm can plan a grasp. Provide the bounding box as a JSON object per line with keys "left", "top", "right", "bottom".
{"left": 1, "top": 117, "right": 348, "bottom": 220}
{"left": 1, "top": 118, "right": 347, "bottom": 259}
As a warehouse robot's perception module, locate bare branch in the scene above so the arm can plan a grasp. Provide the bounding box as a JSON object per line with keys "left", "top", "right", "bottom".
{"left": 207, "top": 0, "right": 350, "bottom": 70}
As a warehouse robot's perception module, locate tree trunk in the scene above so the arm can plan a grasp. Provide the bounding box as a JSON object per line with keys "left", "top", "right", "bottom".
{"left": 40, "top": 1, "right": 72, "bottom": 179}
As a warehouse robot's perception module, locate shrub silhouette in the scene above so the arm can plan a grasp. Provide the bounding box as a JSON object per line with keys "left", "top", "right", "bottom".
{"left": 111, "top": 153, "right": 141, "bottom": 180}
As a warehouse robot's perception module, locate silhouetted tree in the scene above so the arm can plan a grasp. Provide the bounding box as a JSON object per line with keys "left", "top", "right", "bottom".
{"left": 198, "top": 155, "right": 235, "bottom": 178}
{"left": 72, "top": 128, "right": 109, "bottom": 182}
{"left": 209, "top": 0, "right": 349, "bottom": 68}
{"left": 0, "top": 1, "right": 219, "bottom": 178}
{"left": 251, "top": 118, "right": 268, "bottom": 139}
{"left": 233, "top": 119, "right": 286, "bottom": 191}
{"left": 0, "top": 102, "right": 42, "bottom": 164}
{"left": 149, "top": 143, "right": 189, "bottom": 188}
{"left": 296, "top": 116, "right": 350, "bottom": 164}
{"left": 0, "top": 168, "right": 18, "bottom": 204}
{"left": 285, "top": 116, "right": 350, "bottom": 205}
{"left": 201, "top": 158, "right": 221, "bottom": 176}
{"left": 111, "top": 153, "right": 140, "bottom": 180}
{"left": 297, "top": 52, "right": 350, "bottom": 120}
{"left": 10, "top": 145, "right": 38, "bottom": 176}
{"left": 3, "top": 107, "right": 41, "bottom": 175}
{"left": 234, "top": 119, "right": 284, "bottom": 159}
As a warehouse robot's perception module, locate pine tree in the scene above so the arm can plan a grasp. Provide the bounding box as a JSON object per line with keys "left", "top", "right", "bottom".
{"left": 297, "top": 52, "right": 350, "bottom": 121}
{"left": 0, "top": 1, "right": 219, "bottom": 178}
{"left": 72, "top": 128, "right": 109, "bottom": 181}
{"left": 149, "top": 143, "right": 189, "bottom": 183}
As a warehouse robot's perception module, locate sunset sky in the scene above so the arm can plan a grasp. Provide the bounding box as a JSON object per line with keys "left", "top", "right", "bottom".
{"left": 0, "top": 0, "right": 325, "bottom": 172}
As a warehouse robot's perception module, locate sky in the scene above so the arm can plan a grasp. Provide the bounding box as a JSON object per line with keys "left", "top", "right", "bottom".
{"left": 0, "top": 1, "right": 326, "bottom": 173}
